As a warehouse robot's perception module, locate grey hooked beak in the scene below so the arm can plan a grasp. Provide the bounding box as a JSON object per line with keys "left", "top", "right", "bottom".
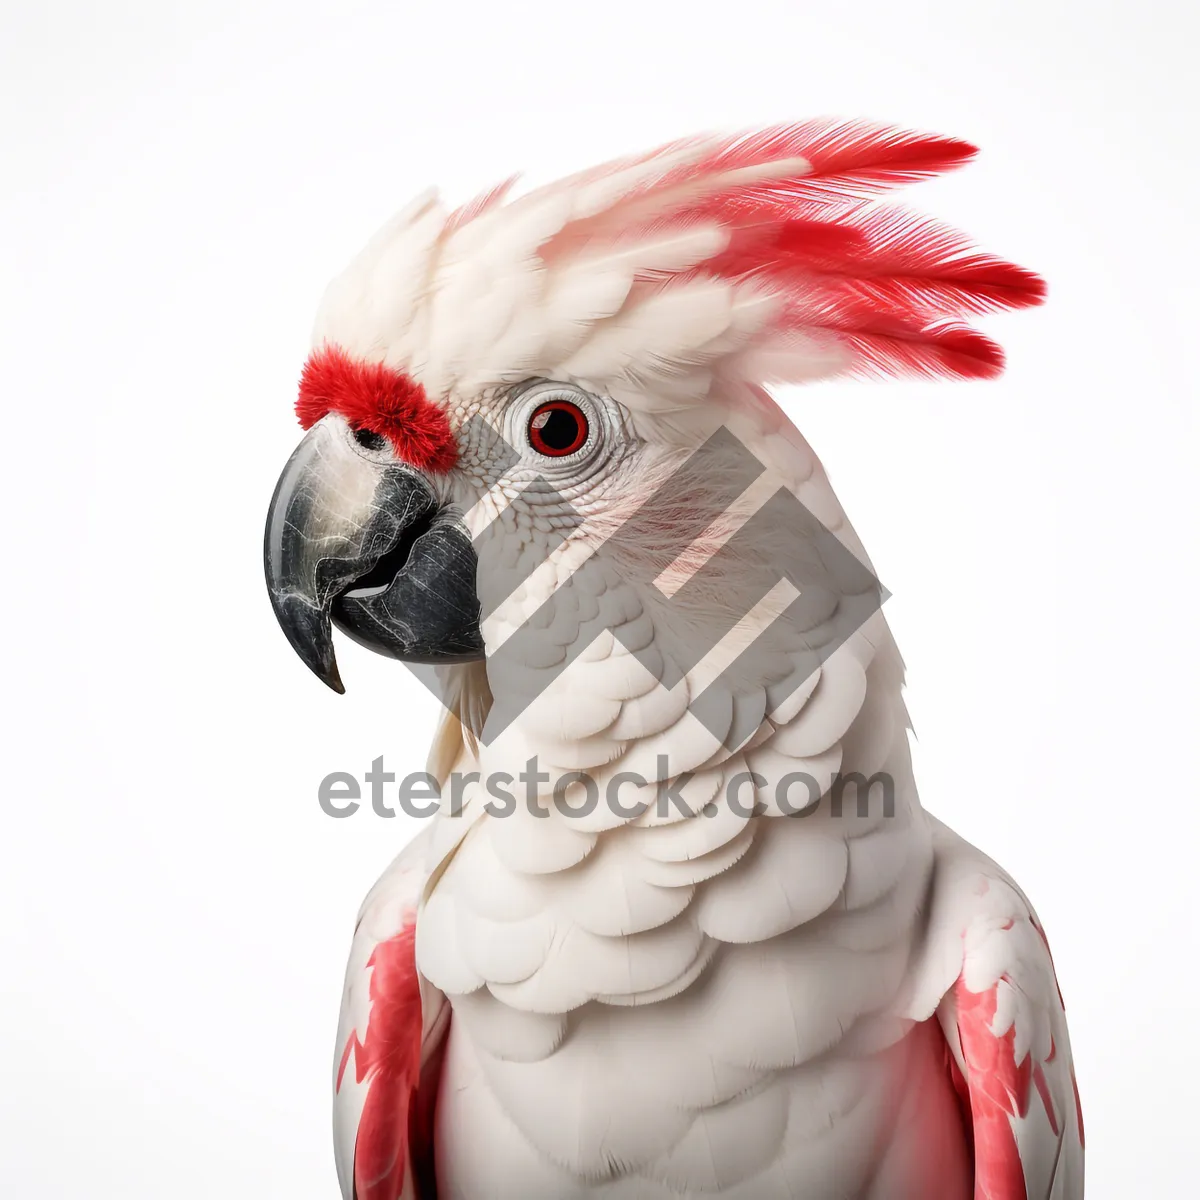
{"left": 263, "top": 416, "right": 483, "bottom": 692}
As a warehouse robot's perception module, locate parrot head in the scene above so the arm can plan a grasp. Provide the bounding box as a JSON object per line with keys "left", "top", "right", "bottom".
{"left": 265, "top": 122, "right": 1043, "bottom": 722}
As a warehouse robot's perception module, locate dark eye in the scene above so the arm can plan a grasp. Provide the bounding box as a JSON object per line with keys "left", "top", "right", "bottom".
{"left": 353, "top": 427, "right": 388, "bottom": 452}
{"left": 528, "top": 400, "right": 589, "bottom": 457}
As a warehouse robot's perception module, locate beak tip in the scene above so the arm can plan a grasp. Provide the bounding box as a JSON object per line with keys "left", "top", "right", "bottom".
{"left": 267, "top": 590, "right": 346, "bottom": 695}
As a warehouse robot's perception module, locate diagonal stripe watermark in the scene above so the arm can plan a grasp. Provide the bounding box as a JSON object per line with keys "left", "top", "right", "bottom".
{"left": 398, "top": 419, "right": 888, "bottom": 747}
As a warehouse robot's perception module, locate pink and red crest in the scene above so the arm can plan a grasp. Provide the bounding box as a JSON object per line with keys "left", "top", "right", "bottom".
{"left": 296, "top": 121, "right": 1047, "bottom": 459}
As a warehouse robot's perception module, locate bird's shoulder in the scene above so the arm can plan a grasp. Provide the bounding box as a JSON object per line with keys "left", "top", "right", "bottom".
{"left": 901, "top": 815, "right": 1084, "bottom": 1199}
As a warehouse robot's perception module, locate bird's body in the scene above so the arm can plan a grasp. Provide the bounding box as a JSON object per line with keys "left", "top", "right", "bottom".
{"left": 336, "top": 619, "right": 1079, "bottom": 1200}
{"left": 428, "top": 791, "right": 955, "bottom": 1200}
{"left": 267, "top": 121, "right": 1082, "bottom": 1199}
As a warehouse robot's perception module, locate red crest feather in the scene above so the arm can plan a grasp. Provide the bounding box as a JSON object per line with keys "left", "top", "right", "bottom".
{"left": 296, "top": 345, "right": 458, "bottom": 472}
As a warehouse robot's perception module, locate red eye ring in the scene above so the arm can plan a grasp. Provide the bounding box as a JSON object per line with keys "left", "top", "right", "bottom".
{"left": 527, "top": 399, "right": 589, "bottom": 458}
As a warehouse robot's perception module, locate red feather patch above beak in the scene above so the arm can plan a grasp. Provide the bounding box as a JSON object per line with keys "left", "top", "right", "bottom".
{"left": 296, "top": 345, "right": 458, "bottom": 473}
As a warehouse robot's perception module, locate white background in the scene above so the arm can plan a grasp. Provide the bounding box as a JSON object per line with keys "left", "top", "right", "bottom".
{"left": 2, "top": 1, "right": 1196, "bottom": 1195}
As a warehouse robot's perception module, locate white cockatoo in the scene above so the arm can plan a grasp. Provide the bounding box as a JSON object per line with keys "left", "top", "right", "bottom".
{"left": 265, "top": 121, "right": 1082, "bottom": 1200}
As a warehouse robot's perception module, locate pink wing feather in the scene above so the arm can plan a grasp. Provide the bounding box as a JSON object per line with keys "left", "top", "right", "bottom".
{"left": 919, "top": 821, "right": 1084, "bottom": 1200}
{"left": 333, "top": 829, "right": 449, "bottom": 1200}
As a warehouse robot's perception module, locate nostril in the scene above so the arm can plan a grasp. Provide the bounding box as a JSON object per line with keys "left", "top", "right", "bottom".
{"left": 353, "top": 427, "right": 388, "bottom": 452}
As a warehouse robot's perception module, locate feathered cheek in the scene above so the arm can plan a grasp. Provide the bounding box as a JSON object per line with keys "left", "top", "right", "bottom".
{"left": 295, "top": 345, "right": 459, "bottom": 474}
